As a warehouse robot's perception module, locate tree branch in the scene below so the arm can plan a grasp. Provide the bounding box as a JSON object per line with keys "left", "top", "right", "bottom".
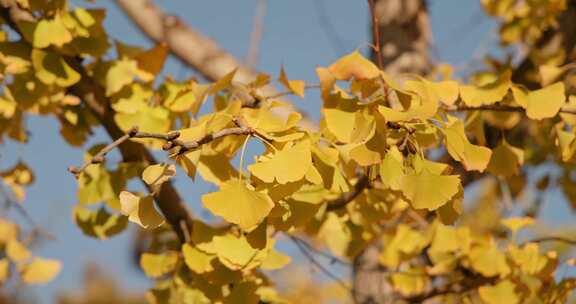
{"left": 326, "top": 175, "right": 370, "bottom": 212}
{"left": 69, "top": 125, "right": 255, "bottom": 176}
{"left": 445, "top": 104, "right": 576, "bottom": 115}
{"left": 113, "top": 0, "right": 316, "bottom": 130}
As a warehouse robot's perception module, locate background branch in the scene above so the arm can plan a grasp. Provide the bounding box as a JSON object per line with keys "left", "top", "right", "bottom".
{"left": 114, "top": 0, "right": 316, "bottom": 130}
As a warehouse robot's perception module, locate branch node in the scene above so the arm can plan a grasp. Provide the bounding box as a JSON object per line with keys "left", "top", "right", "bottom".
{"left": 167, "top": 131, "right": 180, "bottom": 140}
{"left": 91, "top": 155, "right": 105, "bottom": 164}
{"left": 128, "top": 126, "right": 139, "bottom": 137}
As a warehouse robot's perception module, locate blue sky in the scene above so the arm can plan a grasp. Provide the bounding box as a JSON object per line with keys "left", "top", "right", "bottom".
{"left": 5, "top": 1, "right": 571, "bottom": 302}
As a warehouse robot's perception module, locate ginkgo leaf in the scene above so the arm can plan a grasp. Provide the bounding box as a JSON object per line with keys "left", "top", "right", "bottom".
{"left": 460, "top": 70, "right": 511, "bottom": 107}
{"left": 444, "top": 118, "right": 492, "bottom": 172}
{"left": 380, "top": 146, "right": 405, "bottom": 191}
{"left": 134, "top": 44, "right": 169, "bottom": 80}
{"left": 468, "top": 240, "right": 510, "bottom": 277}
{"left": 201, "top": 180, "right": 274, "bottom": 230}
{"left": 248, "top": 140, "right": 312, "bottom": 184}
{"left": 391, "top": 267, "right": 427, "bottom": 296}
{"left": 119, "top": 191, "right": 164, "bottom": 229}
{"left": 279, "top": 67, "right": 305, "bottom": 98}
{"left": 512, "top": 82, "right": 565, "bottom": 120}
{"left": 23, "top": 15, "right": 73, "bottom": 48}
{"left": 142, "top": 163, "right": 176, "bottom": 187}
{"left": 0, "top": 219, "right": 18, "bottom": 244}
{"left": 211, "top": 233, "right": 269, "bottom": 270}
{"left": 0, "top": 259, "right": 8, "bottom": 283}
{"left": 328, "top": 50, "right": 380, "bottom": 80}
{"left": 6, "top": 239, "right": 31, "bottom": 263}
{"left": 478, "top": 280, "right": 519, "bottom": 304}
{"left": 501, "top": 217, "right": 534, "bottom": 235}
{"left": 31, "top": 49, "right": 80, "bottom": 87}
{"left": 260, "top": 249, "right": 291, "bottom": 270}
{"left": 182, "top": 243, "right": 216, "bottom": 274}
{"left": 423, "top": 79, "right": 460, "bottom": 106}
{"left": 400, "top": 170, "right": 460, "bottom": 210}
{"left": 509, "top": 243, "right": 548, "bottom": 275}
{"left": 487, "top": 139, "right": 524, "bottom": 176}
{"left": 21, "top": 257, "right": 62, "bottom": 284}
{"left": 140, "top": 251, "right": 179, "bottom": 278}
{"left": 106, "top": 58, "right": 138, "bottom": 96}
{"left": 73, "top": 206, "right": 128, "bottom": 239}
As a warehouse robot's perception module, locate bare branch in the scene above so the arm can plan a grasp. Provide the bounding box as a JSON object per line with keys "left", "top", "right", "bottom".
{"left": 368, "top": 0, "right": 384, "bottom": 70}
{"left": 114, "top": 0, "right": 317, "bottom": 130}
{"left": 445, "top": 104, "right": 576, "bottom": 115}
{"left": 326, "top": 175, "right": 370, "bottom": 212}
{"left": 246, "top": 0, "right": 266, "bottom": 68}
{"left": 524, "top": 236, "right": 576, "bottom": 246}
{"left": 69, "top": 125, "right": 255, "bottom": 176}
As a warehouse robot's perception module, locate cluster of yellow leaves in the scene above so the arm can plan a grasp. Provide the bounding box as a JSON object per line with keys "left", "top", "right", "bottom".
{"left": 482, "top": 0, "right": 567, "bottom": 45}
{"left": 0, "top": 219, "right": 61, "bottom": 285}
{"left": 376, "top": 218, "right": 570, "bottom": 302}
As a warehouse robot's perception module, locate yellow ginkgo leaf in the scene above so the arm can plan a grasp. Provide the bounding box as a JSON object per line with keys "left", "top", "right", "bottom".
{"left": 142, "top": 163, "right": 176, "bottom": 187}
{"left": 260, "top": 248, "right": 291, "bottom": 270}
{"left": 509, "top": 243, "right": 548, "bottom": 275}
{"left": 0, "top": 219, "right": 18, "bottom": 244}
{"left": 22, "top": 15, "right": 73, "bottom": 48}
{"left": 106, "top": 58, "right": 138, "bottom": 96}
{"left": 487, "top": 139, "right": 524, "bottom": 176}
{"left": 31, "top": 49, "right": 80, "bottom": 87}
{"left": 539, "top": 64, "right": 566, "bottom": 86}
{"left": 21, "top": 257, "right": 62, "bottom": 285}
{"left": 423, "top": 79, "right": 460, "bottom": 106}
{"left": 248, "top": 140, "right": 312, "bottom": 184}
{"left": 0, "top": 259, "right": 8, "bottom": 283}
{"left": 140, "top": 251, "right": 179, "bottom": 278}
{"left": 119, "top": 191, "right": 164, "bottom": 229}
{"left": 501, "top": 217, "right": 534, "bottom": 235}
{"left": 444, "top": 118, "right": 492, "bottom": 172}
{"left": 468, "top": 240, "right": 510, "bottom": 277}
{"left": 460, "top": 71, "right": 511, "bottom": 107}
{"left": 512, "top": 82, "right": 565, "bottom": 120}
{"left": 202, "top": 180, "right": 274, "bottom": 230}
{"left": 327, "top": 50, "right": 380, "bottom": 80}
{"left": 400, "top": 170, "right": 460, "bottom": 210}
{"left": 182, "top": 243, "right": 216, "bottom": 274}
{"left": 6, "top": 239, "right": 31, "bottom": 263}
{"left": 135, "top": 44, "right": 169, "bottom": 80}
{"left": 279, "top": 67, "right": 305, "bottom": 98}
{"left": 380, "top": 146, "right": 405, "bottom": 191}
{"left": 478, "top": 280, "right": 519, "bottom": 304}
{"left": 391, "top": 267, "right": 427, "bottom": 296}
{"left": 211, "top": 234, "right": 269, "bottom": 270}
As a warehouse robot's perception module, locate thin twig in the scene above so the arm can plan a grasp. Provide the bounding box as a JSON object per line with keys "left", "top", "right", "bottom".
{"left": 68, "top": 125, "right": 255, "bottom": 176}
{"left": 368, "top": 0, "right": 384, "bottom": 70}
{"left": 0, "top": 182, "right": 55, "bottom": 241}
{"left": 288, "top": 235, "right": 353, "bottom": 293}
{"left": 523, "top": 236, "right": 576, "bottom": 246}
{"left": 289, "top": 234, "right": 350, "bottom": 266}
{"left": 264, "top": 83, "right": 321, "bottom": 100}
{"left": 246, "top": 0, "right": 267, "bottom": 68}
{"left": 326, "top": 175, "right": 370, "bottom": 211}
{"left": 445, "top": 105, "right": 576, "bottom": 115}
{"left": 312, "top": 0, "right": 346, "bottom": 55}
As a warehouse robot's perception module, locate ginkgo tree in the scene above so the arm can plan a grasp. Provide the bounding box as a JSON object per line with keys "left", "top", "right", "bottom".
{"left": 0, "top": 0, "right": 575, "bottom": 303}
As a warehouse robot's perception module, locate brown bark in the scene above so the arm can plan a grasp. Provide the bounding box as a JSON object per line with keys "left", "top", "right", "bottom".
{"left": 353, "top": 1, "right": 432, "bottom": 303}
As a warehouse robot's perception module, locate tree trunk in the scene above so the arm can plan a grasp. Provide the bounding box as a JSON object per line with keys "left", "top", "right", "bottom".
{"left": 352, "top": 1, "right": 431, "bottom": 303}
